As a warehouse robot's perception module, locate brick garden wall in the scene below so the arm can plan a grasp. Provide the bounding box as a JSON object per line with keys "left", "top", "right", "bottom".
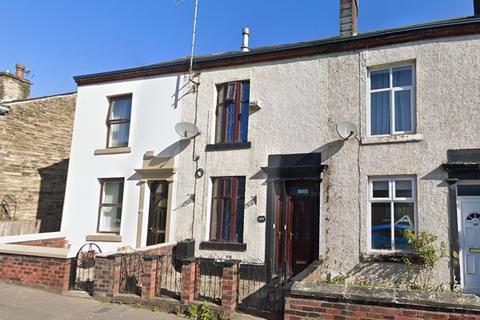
{"left": 0, "top": 93, "right": 76, "bottom": 234}
{"left": 0, "top": 252, "right": 71, "bottom": 293}
{"left": 12, "top": 237, "right": 67, "bottom": 248}
{"left": 284, "top": 282, "right": 480, "bottom": 320}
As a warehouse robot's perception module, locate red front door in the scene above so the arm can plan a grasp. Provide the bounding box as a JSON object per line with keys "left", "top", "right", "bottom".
{"left": 276, "top": 180, "right": 319, "bottom": 275}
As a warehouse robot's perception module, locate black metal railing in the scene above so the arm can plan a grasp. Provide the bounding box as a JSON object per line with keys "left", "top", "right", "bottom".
{"left": 153, "top": 254, "right": 182, "bottom": 299}
{"left": 197, "top": 257, "right": 224, "bottom": 304}
{"left": 237, "top": 259, "right": 285, "bottom": 314}
{"left": 119, "top": 252, "right": 144, "bottom": 295}
{"left": 71, "top": 243, "right": 101, "bottom": 295}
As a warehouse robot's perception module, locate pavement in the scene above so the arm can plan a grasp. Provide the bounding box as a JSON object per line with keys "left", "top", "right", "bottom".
{"left": 0, "top": 282, "right": 265, "bottom": 320}
{"left": 0, "top": 282, "right": 183, "bottom": 320}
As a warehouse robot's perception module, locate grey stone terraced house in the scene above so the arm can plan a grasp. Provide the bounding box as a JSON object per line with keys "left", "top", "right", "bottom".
{"left": 0, "top": 64, "right": 76, "bottom": 235}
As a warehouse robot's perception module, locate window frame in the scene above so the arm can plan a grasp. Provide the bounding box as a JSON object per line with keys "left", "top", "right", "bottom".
{"left": 105, "top": 94, "right": 133, "bottom": 149}
{"left": 97, "top": 178, "right": 124, "bottom": 234}
{"left": 367, "top": 64, "right": 416, "bottom": 137}
{"left": 367, "top": 176, "right": 417, "bottom": 253}
{"left": 209, "top": 176, "right": 246, "bottom": 243}
{"left": 214, "top": 81, "right": 250, "bottom": 144}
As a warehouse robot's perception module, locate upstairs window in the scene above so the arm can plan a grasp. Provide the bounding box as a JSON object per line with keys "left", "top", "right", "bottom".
{"left": 215, "top": 81, "right": 250, "bottom": 144}
{"left": 98, "top": 178, "right": 124, "bottom": 233}
{"left": 210, "top": 177, "right": 246, "bottom": 242}
{"left": 106, "top": 95, "right": 132, "bottom": 148}
{"left": 369, "top": 177, "right": 416, "bottom": 252}
{"left": 369, "top": 65, "right": 415, "bottom": 136}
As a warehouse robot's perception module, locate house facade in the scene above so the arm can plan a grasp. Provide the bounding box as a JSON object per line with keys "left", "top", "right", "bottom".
{"left": 64, "top": 0, "right": 480, "bottom": 294}
{"left": 0, "top": 65, "right": 76, "bottom": 235}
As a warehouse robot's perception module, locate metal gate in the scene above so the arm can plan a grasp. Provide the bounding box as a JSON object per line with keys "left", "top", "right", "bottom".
{"left": 70, "top": 243, "right": 101, "bottom": 294}
{"left": 237, "top": 260, "right": 286, "bottom": 315}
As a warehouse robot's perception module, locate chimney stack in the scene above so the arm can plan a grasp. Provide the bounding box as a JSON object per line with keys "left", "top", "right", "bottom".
{"left": 340, "top": 0, "right": 358, "bottom": 37}
{"left": 475, "top": 0, "right": 480, "bottom": 16}
{"left": 241, "top": 27, "right": 250, "bottom": 52}
{"left": 15, "top": 64, "right": 25, "bottom": 79}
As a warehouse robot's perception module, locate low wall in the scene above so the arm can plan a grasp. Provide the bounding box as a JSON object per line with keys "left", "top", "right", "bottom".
{"left": 0, "top": 243, "right": 71, "bottom": 293}
{"left": 93, "top": 243, "right": 176, "bottom": 298}
{"left": 12, "top": 237, "right": 67, "bottom": 248}
{"left": 284, "top": 282, "right": 480, "bottom": 320}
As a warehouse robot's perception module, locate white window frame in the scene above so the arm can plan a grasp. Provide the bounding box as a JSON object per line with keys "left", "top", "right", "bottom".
{"left": 368, "top": 176, "right": 417, "bottom": 253}
{"left": 367, "top": 64, "right": 416, "bottom": 137}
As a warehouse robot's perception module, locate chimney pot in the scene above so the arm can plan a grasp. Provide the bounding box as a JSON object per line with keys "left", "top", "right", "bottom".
{"left": 475, "top": 0, "right": 480, "bottom": 15}
{"left": 340, "top": 0, "right": 358, "bottom": 37}
{"left": 15, "top": 64, "right": 25, "bottom": 79}
{"left": 241, "top": 27, "right": 250, "bottom": 52}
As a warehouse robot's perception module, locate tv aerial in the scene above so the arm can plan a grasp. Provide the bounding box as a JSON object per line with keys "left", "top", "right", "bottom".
{"left": 175, "top": 122, "right": 200, "bottom": 139}
{"left": 336, "top": 121, "right": 358, "bottom": 141}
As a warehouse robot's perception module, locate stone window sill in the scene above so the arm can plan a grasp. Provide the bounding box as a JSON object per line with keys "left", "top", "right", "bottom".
{"left": 361, "top": 134, "right": 423, "bottom": 146}
{"left": 94, "top": 147, "right": 131, "bottom": 156}
{"left": 360, "top": 252, "right": 422, "bottom": 264}
{"left": 205, "top": 142, "right": 251, "bottom": 152}
{"left": 86, "top": 234, "right": 122, "bottom": 242}
{"left": 199, "top": 241, "right": 247, "bottom": 252}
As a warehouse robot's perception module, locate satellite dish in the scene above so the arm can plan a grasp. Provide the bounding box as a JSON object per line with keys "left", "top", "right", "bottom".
{"left": 175, "top": 122, "right": 200, "bottom": 139}
{"left": 336, "top": 121, "right": 358, "bottom": 140}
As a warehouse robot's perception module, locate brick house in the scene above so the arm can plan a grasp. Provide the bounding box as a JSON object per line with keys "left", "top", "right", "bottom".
{"left": 0, "top": 64, "right": 76, "bottom": 235}
{"left": 61, "top": 0, "right": 480, "bottom": 296}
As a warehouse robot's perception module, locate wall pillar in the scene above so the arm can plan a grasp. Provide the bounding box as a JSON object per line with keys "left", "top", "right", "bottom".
{"left": 141, "top": 256, "right": 157, "bottom": 299}
{"left": 221, "top": 260, "right": 240, "bottom": 317}
{"left": 180, "top": 258, "right": 197, "bottom": 303}
{"left": 93, "top": 254, "right": 121, "bottom": 298}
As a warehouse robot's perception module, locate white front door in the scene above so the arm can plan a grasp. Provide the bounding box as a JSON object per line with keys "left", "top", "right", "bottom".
{"left": 459, "top": 199, "right": 480, "bottom": 293}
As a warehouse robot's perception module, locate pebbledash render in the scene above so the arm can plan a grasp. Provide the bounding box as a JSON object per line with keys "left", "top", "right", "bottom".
{"left": 63, "top": 0, "right": 480, "bottom": 294}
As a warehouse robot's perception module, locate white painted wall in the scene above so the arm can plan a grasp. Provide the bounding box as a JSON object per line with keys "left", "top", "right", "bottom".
{"left": 61, "top": 75, "right": 182, "bottom": 257}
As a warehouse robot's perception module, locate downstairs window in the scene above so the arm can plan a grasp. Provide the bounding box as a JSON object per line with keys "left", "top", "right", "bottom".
{"left": 210, "top": 177, "right": 246, "bottom": 242}
{"left": 369, "top": 177, "right": 416, "bottom": 252}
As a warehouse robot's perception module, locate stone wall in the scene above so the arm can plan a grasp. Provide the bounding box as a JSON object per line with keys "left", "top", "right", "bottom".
{"left": 0, "top": 73, "right": 30, "bottom": 102}
{"left": 0, "top": 93, "right": 76, "bottom": 234}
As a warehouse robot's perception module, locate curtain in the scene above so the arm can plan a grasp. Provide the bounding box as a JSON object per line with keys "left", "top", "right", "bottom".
{"left": 111, "top": 98, "right": 132, "bottom": 120}
{"left": 371, "top": 91, "right": 390, "bottom": 135}
{"left": 395, "top": 90, "right": 412, "bottom": 132}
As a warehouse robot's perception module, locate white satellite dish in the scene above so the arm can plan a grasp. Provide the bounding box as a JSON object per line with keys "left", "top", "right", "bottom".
{"left": 336, "top": 121, "right": 358, "bottom": 140}
{"left": 175, "top": 122, "right": 200, "bottom": 139}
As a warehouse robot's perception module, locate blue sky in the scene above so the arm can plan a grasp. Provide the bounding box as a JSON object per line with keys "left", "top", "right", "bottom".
{"left": 0, "top": 0, "right": 474, "bottom": 97}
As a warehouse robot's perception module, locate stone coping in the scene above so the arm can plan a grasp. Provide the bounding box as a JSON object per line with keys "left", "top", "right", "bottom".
{"left": 0, "top": 232, "right": 64, "bottom": 244}
{"left": 0, "top": 243, "right": 69, "bottom": 259}
{"left": 289, "top": 282, "right": 480, "bottom": 312}
{"left": 96, "top": 242, "right": 176, "bottom": 258}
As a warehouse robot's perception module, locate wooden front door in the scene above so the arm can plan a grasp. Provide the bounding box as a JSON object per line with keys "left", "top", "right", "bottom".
{"left": 285, "top": 181, "right": 319, "bottom": 274}
{"left": 274, "top": 180, "right": 319, "bottom": 275}
{"left": 146, "top": 181, "right": 169, "bottom": 246}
